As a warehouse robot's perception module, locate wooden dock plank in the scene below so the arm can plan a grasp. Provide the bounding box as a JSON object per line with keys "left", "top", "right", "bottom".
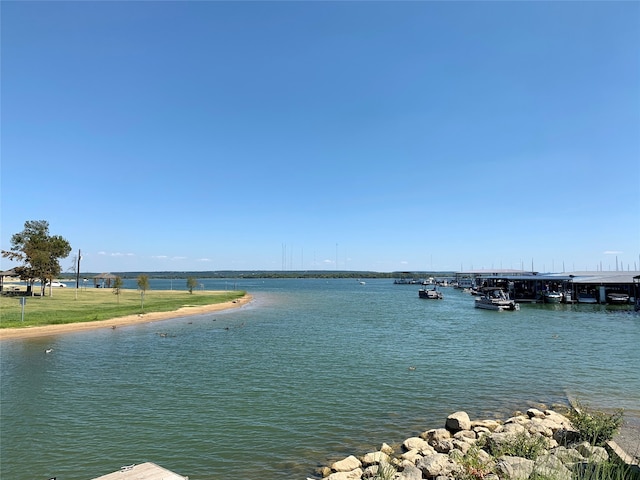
{"left": 92, "top": 462, "right": 188, "bottom": 480}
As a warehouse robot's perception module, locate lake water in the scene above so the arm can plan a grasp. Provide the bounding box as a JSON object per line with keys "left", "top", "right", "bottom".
{"left": 1, "top": 278, "right": 638, "bottom": 480}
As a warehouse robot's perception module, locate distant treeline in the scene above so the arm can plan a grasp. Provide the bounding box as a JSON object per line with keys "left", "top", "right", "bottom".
{"left": 64, "top": 271, "right": 456, "bottom": 280}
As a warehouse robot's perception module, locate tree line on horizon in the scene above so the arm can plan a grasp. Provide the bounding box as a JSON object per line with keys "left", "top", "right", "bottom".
{"left": 2, "top": 220, "right": 456, "bottom": 289}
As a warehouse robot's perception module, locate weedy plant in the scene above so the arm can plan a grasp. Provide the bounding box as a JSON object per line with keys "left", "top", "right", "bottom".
{"left": 568, "top": 401, "right": 624, "bottom": 446}
{"left": 486, "top": 431, "right": 549, "bottom": 460}
{"left": 370, "top": 460, "right": 396, "bottom": 480}
{"left": 457, "top": 443, "right": 495, "bottom": 480}
{"left": 572, "top": 458, "right": 640, "bottom": 480}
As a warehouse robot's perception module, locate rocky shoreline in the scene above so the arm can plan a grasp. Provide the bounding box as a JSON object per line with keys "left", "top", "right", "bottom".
{"left": 310, "top": 407, "right": 640, "bottom": 480}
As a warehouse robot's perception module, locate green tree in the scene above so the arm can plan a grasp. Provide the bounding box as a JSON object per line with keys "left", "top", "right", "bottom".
{"left": 113, "top": 276, "right": 124, "bottom": 303}
{"left": 186, "top": 276, "right": 198, "bottom": 294}
{"left": 137, "top": 274, "right": 149, "bottom": 310}
{"left": 2, "top": 220, "right": 72, "bottom": 296}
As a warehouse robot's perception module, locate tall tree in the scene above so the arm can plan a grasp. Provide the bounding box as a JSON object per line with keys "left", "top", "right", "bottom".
{"left": 137, "top": 274, "right": 149, "bottom": 310}
{"left": 186, "top": 276, "right": 198, "bottom": 294}
{"left": 2, "top": 220, "right": 72, "bottom": 296}
{"left": 113, "top": 276, "right": 124, "bottom": 304}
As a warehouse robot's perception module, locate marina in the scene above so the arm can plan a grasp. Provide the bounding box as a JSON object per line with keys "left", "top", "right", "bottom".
{"left": 453, "top": 270, "right": 640, "bottom": 307}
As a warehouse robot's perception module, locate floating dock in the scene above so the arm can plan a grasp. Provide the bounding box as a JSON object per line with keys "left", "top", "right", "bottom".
{"left": 92, "top": 462, "right": 188, "bottom": 480}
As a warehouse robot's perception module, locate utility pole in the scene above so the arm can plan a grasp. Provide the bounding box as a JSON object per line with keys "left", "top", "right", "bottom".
{"left": 75, "top": 249, "right": 81, "bottom": 300}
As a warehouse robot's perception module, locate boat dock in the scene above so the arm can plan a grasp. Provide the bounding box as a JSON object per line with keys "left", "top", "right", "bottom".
{"left": 454, "top": 270, "right": 640, "bottom": 305}
{"left": 92, "top": 462, "right": 188, "bottom": 480}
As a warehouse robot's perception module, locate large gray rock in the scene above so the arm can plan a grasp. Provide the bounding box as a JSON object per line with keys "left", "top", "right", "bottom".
{"left": 331, "top": 455, "right": 362, "bottom": 472}
{"left": 485, "top": 431, "right": 520, "bottom": 453}
{"left": 403, "top": 436, "right": 430, "bottom": 452}
{"left": 326, "top": 468, "right": 363, "bottom": 480}
{"left": 553, "top": 427, "right": 581, "bottom": 445}
{"left": 396, "top": 463, "right": 422, "bottom": 480}
{"left": 454, "top": 429, "right": 477, "bottom": 440}
{"left": 432, "top": 438, "right": 456, "bottom": 453}
{"left": 575, "top": 442, "right": 609, "bottom": 463}
{"left": 527, "top": 408, "right": 546, "bottom": 419}
{"left": 533, "top": 454, "right": 572, "bottom": 480}
{"left": 550, "top": 446, "right": 585, "bottom": 464}
{"left": 422, "top": 428, "right": 451, "bottom": 444}
{"left": 496, "top": 422, "right": 526, "bottom": 434}
{"left": 400, "top": 449, "right": 423, "bottom": 464}
{"left": 446, "top": 411, "right": 471, "bottom": 432}
{"left": 416, "top": 453, "right": 460, "bottom": 477}
{"left": 361, "top": 451, "right": 389, "bottom": 466}
{"left": 472, "top": 419, "right": 501, "bottom": 432}
{"left": 495, "top": 456, "right": 534, "bottom": 480}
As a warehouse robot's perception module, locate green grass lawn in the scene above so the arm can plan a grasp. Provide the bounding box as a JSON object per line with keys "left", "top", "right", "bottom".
{"left": 0, "top": 287, "right": 246, "bottom": 328}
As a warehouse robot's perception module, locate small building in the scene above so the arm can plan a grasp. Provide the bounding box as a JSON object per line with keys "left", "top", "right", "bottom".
{"left": 0, "top": 268, "right": 19, "bottom": 292}
{"left": 93, "top": 273, "right": 117, "bottom": 288}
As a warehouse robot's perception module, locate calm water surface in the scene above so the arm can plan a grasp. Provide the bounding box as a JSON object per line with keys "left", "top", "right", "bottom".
{"left": 1, "top": 279, "right": 639, "bottom": 479}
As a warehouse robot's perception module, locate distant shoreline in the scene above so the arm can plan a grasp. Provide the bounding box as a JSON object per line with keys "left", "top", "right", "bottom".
{"left": 0, "top": 293, "right": 252, "bottom": 340}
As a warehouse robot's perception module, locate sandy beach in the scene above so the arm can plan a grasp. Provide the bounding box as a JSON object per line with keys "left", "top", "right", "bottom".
{"left": 0, "top": 293, "right": 252, "bottom": 340}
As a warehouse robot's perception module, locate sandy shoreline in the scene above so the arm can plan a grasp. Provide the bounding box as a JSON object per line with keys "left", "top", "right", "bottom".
{"left": 0, "top": 293, "right": 253, "bottom": 340}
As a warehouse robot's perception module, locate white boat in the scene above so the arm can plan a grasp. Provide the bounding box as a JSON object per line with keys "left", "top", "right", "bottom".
{"left": 606, "top": 292, "right": 629, "bottom": 304}
{"left": 474, "top": 288, "right": 519, "bottom": 311}
{"left": 419, "top": 286, "right": 443, "bottom": 299}
{"left": 577, "top": 292, "right": 598, "bottom": 304}
{"left": 543, "top": 291, "right": 563, "bottom": 303}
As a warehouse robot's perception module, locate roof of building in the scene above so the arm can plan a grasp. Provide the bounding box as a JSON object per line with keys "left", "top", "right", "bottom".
{"left": 94, "top": 273, "right": 117, "bottom": 279}
{"left": 473, "top": 271, "right": 640, "bottom": 285}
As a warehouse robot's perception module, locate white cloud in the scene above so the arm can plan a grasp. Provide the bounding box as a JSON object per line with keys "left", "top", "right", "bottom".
{"left": 152, "top": 255, "right": 168, "bottom": 259}
{"left": 197, "top": 258, "right": 211, "bottom": 262}
{"left": 603, "top": 251, "right": 623, "bottom": 255}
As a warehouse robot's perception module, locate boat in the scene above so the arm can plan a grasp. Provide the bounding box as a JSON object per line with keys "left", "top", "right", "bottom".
{"left": 606, "top": 292, "right": 629, "bottom": 304}
{"left": 418, "top": 285, "right": 443, "bottom": 299}
{"left": 543, "top": 291, "right": 563, "bottom": 303}
{"left": 474, "top": 288, "right": 519, "bottom": 311}
{"left": 577, "top": 292, "right": 598, "bottom": 304}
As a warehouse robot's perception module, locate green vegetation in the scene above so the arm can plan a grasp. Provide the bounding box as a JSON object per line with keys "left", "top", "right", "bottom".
{"left": 0, "top": 288, "right": 246, "bottom": 329}
{"left": 569, "top": 402, "right": 624, "bottom": 446}
{"left": 112, "top": 276, "right": 123, "bottom": 303}
{"left": 187, "top": 276, "right": 198, "bottom": 294}
{"left": 572, "top": 460, "right": 640, "bottom": 480}
{"left": 488, "top": 431, "right": 549, "bottom": 460}
{"left": 457, "top": 444, "right": 494, "bottom": 480}
{"left": 453, "top": 416, "right": 636, "bottom": 480}
{"left": 1, "top": 220, "right": 72, "bottom": 296}
{"left": 137, "top": 274, "right": 150, "bottom": 310}
{"left": 370, "top": 461, "right": 396, "bottom": 480}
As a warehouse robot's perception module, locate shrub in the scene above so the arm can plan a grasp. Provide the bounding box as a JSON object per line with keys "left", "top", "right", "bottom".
{"left": 568, "top": 402, "right": 624, "bottom": 446}
{"left": 455, "top": 444, "right": 495, "bottom": 480}
{"left": 488, "top": 431, "right": 548, "bottom": 460}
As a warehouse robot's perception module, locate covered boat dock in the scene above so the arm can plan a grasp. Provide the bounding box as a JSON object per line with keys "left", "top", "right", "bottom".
{"left": 456, "top": 270, "right": 640, "bottom": 305}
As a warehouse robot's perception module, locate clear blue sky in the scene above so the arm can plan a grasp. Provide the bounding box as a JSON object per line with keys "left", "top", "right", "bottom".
{"left": 2, "top": 1, "right": 639, "bottom": 273}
